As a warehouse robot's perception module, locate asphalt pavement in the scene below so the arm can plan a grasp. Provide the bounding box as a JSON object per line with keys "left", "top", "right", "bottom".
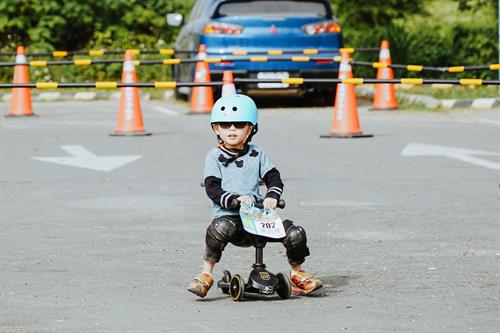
{"left": 1, "top": 99, "right": 499, "bottom": 333}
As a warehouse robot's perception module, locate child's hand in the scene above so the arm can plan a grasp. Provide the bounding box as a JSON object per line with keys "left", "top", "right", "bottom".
{"left": 263, "top": 198, "right": 277, "bottom": 210}
{"left": 237, "top": 196, "right": 254, "bottom": 206}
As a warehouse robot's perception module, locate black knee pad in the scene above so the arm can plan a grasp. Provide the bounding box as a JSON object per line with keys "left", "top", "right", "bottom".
{"left": 283, "top": 221, "right": 310, "bottom": 264}
{"left": 284, "top": 223, "right": 307, "bottom": 248}
{"left": 206, "top": 217, "right": 239, "bottom": 253}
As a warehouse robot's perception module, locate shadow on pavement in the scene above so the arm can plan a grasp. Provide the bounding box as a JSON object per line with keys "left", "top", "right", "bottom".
{"left": 196, "top": 274, "right": 359, "bottom": 302}
{"left": 252, "top": 95, "right": 333, "bottom": 108}
{"left": 317, "top": 274, "right": 361, "bottom": 297}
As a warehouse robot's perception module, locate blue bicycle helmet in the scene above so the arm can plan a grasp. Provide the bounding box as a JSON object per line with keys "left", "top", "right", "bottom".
{"left": 210, "top": 94, "right": 258, "bottom": 125}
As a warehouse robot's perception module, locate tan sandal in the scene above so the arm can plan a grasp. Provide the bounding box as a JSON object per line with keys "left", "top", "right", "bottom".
{"left": 186, "top": 273, "right": 213, "bottom": 298}
{"left": 290, "top": 270, "right": 323, "bottom": 294}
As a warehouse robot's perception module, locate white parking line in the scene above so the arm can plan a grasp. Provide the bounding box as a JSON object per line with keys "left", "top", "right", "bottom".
{"left": 151, "top": 106, "right": 180, "bottom": 116}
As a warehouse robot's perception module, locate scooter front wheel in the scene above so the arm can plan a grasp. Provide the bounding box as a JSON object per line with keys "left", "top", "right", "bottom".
{"left": 229, "top": 274, "right": 245, "bottom": 301}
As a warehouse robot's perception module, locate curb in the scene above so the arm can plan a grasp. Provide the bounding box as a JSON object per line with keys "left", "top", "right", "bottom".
{"left": 356, "top": 85, "right": 500, "bottom": 109}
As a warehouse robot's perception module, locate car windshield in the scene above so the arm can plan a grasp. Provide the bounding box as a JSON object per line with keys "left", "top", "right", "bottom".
{"left": 215, "top": 1, "right": 328, "bottom": 18}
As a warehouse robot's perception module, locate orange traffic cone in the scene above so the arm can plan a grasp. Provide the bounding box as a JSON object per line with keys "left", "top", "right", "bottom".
{"left": 221, "top": 70, "right": 236, "bottom": 97}
{"left": 7, "top": 46, "right": 35, "bottom": 117}
{"left": 320, "top": 51, "right": 372, "bottom": 138}
{"left": 189, "top": 44, "right": 214, "bottom": 114}
{"left": 110, "top": 50, "right": 151, "bottom": 136}
{"left": 372, "top": 40, "right": 398, "bottom": 110}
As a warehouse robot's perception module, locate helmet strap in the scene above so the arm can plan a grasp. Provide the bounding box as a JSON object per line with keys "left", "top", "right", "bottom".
{"left": 246, "top": 124, "right": 258, "bottom": 143}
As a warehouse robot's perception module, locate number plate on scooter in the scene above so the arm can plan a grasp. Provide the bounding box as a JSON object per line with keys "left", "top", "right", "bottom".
{"left": 239, "top": 204, "right": 286, "bottom": 239}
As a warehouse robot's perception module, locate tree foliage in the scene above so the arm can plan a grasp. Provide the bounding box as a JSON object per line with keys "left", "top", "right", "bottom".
{"left": 330, "top": 0, "right": 498, "bottom": 79}
{"left": 0, "top": 0, "right": 194, "bottom": 81}
{"left": 0, "top": 0, "right": 497, "bottom": 81}
{"left": 0, "top": 0, "right": 194, "bottom": 51}
{"left": 454, "top": 0, "right": 496, "bottom": 12}
{"left": 330, "top": 0, "right": 426, "bottom": 28}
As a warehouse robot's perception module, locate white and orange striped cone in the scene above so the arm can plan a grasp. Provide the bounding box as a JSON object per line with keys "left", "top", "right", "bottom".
{"left": 221, "top": 70, "right": 236, "bottom": 97}
{"left": 372, "top": 40, "right": 398, "bottom": 110}
{"left": 7, "top": 46, "right": 35, "bottom": 117}
{"left": 110, "top": 50, "right": 151, "bottom": 136}
{"left": 320, "top": 51, "right": 372, "bottom": 138}
{"left": 189, "top": 44, "right": 214, "bottom": 114}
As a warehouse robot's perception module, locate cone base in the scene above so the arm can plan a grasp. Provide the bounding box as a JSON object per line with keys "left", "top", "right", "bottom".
{"left": 370, "top": 106, "right": 398, "bottom": 111}
{"left": 5, "top": 113, "right": 37, "bottom": 118}
{"left": 110, "top": 130, "right": 152, "bottom": 136}
{"left": 187, "top": 111, "right": 211, "bottom": 115}
{"left": 320, "top": 132, "right": 373, "bottom": 138}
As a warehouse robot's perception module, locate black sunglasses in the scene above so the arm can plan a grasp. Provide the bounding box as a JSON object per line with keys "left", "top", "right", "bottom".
{"left": 217, "top": 122, "right": 250, "bottom": 129}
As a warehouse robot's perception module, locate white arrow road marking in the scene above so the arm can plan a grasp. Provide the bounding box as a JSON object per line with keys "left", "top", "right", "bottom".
{"left": 402, "top": 143, "right": 500, "bottom": 170}
{"left": 32, "top": 145, "right": 142, "bottom": 172}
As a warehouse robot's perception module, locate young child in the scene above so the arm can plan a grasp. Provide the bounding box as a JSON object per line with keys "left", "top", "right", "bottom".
{"left": 186, "top": 94, "right": 322, "bottom": 298}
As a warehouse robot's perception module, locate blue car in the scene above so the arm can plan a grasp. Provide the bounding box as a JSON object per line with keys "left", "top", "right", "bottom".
{"left": 167, "top": 0, "right": 343, "bottom": 100}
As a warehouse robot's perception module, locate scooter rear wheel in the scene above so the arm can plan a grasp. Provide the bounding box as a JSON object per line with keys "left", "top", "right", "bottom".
{"left": 229, "top": 274, "right": 245, "bottom": 301}
{"left": 276, "top": 272, "right": 291, "bottom": 299}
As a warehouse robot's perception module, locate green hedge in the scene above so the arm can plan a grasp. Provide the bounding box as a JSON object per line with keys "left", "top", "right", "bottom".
{"left": 0, "top": 0, "right": 194, "bottom": 82}
{"left": 0, "top": 0, "right": 497, "bottom": 83}
{"left": 347, "top": 22, "right": 498, "bottom": 80}
{"left": 336, "top": 0, "right": 498, "bottom": 80}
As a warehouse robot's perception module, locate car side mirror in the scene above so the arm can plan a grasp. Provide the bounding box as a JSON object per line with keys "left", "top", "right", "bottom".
{"left": 166, "top": 13, "right": 184, "bottom": 27}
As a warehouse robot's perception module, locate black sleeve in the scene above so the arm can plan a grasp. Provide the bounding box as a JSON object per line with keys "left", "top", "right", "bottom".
{"left": 262, "top": 168, "right": 284, "bottom": 200}
{"left": 204, "top": 176, "right": 239, "bottom": 209}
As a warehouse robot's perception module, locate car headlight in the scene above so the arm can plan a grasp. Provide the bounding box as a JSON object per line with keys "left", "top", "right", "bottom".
{"left": 302, "top": 20, "right": 341, "bottom": 35}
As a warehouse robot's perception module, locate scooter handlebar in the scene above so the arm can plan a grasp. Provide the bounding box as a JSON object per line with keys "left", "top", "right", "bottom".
{"left": 229, "top": 198, "right": 286, "bottom": 210}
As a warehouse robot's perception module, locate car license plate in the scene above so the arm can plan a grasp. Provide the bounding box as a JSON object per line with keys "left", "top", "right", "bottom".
{"left": 257, "top": 72, "right": 289, "bottom": 88}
